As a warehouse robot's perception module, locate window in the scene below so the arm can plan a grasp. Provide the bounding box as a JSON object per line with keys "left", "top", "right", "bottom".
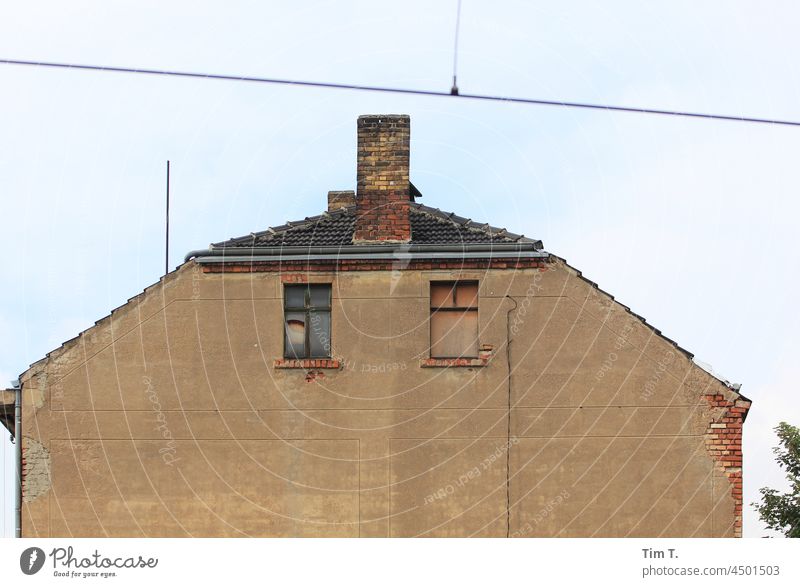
{"left": 284, "top": 284, "right": 332, "bottom": 359}
{"left": 429, "top": 281, "right": 479, "bottom": 358}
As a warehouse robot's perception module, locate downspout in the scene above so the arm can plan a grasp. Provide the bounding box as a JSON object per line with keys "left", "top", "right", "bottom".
{"left": 505, "top": 296, "right": 518, "bottom": 538}
{"left": 13, "top": 379, "right": 21, "bottom": 538}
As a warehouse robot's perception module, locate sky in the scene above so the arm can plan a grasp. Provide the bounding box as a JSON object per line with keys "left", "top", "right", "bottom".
{"left": 1, "top": 0, "right": 799, "bottom": 538}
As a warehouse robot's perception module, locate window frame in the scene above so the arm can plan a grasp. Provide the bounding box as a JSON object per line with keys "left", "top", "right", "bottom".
{"left": 283, "top": 284, "right": 332, "bottom": 359}
{"left": 429, "top": 280, "right": 479, "bottom": 359}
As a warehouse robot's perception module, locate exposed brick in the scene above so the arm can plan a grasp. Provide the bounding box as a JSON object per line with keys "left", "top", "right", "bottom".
{"left": 420, "top": 357, "right": 489, "bottom": 368}
{"left": 703, "top": 393, "right": 750, "bottom": 537}
{"left": 353, "top": 115, "right": 411, "bottom": 243}
{"left": 273, "top": 358, "right": 342, "bottom": 370}
{"left": 21, "top": 438, "right": 50, "bottom": 504}
{"left": 327, "top": 190, "right": 356, "bottom": 211}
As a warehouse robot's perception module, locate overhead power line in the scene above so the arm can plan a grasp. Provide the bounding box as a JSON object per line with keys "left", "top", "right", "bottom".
{"left": 1, "top": 58, "right": 799, "bottom": 127}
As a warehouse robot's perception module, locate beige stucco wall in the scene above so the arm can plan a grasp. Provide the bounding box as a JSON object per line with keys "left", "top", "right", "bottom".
{"left": 18, "top": 259, "right": 742, "bottom": 537}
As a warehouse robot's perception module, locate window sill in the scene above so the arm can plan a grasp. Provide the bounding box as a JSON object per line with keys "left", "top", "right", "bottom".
{"left": 420, "top": 358, "right": 489, "bottom": 368}
{"left": 274, "top": 358, "right": 341, "bottom": 369}
{"left": 421, "top": 344, "right": 493, "bottom": 368}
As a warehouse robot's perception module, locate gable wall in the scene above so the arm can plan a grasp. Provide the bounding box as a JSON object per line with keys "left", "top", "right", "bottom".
{"left": 17, "top": 258, "right": 747, "bottom": 537}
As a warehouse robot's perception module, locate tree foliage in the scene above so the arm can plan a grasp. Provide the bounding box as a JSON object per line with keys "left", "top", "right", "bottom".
{"left": 752, "top": 422, "right": 800, "bottom": 538}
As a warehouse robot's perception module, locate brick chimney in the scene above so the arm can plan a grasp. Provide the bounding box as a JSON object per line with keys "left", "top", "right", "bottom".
{"left": 353, "top": 115, "right": 411, "bottom": 243}
{"left": 328, "top": 190, "right": 355, "bottom": 211}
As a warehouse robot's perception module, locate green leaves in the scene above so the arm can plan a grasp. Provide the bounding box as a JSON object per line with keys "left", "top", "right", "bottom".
{"left": 752, "top": 422, "right": 800, "bottom": 538}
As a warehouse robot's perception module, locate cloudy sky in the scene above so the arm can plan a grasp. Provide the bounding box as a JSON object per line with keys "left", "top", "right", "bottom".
{"left": 1, "top": 0, "right": 799, "bottom": 537}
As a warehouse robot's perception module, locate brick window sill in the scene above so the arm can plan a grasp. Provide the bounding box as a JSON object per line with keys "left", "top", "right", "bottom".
{"left": 420, "top": 344, "right": 493, "bottom": 368}
{"left": 420, "top": 357, "right": 489, "bottom": 368}
{"left": 274, "top": 358, "right": 341, "bottom": 369}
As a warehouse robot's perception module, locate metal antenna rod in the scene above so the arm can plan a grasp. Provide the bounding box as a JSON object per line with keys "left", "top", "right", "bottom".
{"left": 451, "top": 0, "right": 462, "bottom": 95}
{"left": 165, "top": 160, "right": 170, "bottom": 275}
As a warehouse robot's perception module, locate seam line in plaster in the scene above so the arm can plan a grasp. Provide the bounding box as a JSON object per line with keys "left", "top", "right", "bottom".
{"left": 50, "top": 405, "right": 705, "bottom": 413}
{"left": 38, "top": 297, "right": 181, "bottom": 385}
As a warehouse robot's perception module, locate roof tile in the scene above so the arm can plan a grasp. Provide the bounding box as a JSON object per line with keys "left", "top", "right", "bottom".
{"left": 213, "top": 203, "right": 542, "bottom": 249}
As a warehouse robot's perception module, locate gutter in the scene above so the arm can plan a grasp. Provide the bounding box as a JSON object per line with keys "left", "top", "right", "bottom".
{"left": 185, "top": 242, "right": 549, "bottom": 264}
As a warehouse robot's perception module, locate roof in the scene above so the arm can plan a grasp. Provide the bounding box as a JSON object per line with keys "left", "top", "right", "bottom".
{"left": 0, "top": 389, "right": 15, "bottom": 436}
{"left": 211, "top": 203, "right": 543, "bottom": 250}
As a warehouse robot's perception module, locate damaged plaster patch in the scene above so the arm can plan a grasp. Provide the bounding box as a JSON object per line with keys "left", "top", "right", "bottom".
{"left": 31, "top": 372, "right": 47, "bottom": 409}
{"left": 22, "top": 436, "right": 51, "bottom": 503}
{"left": 305, "top": 370, "right": 325, "bottom": 382}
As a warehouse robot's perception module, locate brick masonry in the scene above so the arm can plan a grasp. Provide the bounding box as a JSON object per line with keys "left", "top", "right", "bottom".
{"left": 420, "top": 358, "right": 488, "bottom": 368}
{"left": 327, "top": 190, "right": 355, "bottom": 211}
{"left": 273, "top": 358, "right": 342, "bottom": 369}
{"left": 21, "top": 436, "right": 51, "bottom": 504}
{"left": 703, "top": 394, "right": 751, "bottom": 537}
{"left": 353, "top": 115, "right": 412, "bottom": 243}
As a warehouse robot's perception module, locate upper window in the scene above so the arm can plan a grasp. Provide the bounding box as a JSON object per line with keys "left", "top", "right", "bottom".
{"left": 429, "top": 281, "right": 479, "bottom": 358}
{"left": 284, "top": 284, "right": 332, "bottom": 359}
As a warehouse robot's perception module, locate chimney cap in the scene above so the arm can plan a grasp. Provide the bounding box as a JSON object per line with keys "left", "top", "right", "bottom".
{"left": 357, "top": 114, "right": 410, "bottom": 123}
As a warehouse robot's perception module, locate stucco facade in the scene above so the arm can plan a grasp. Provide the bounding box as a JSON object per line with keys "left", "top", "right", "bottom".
{"left": 8, "top": 114, "right": 749, "bottom": 537}
{"left": 15, "top": 257, "right": 748, "bottom": 537}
